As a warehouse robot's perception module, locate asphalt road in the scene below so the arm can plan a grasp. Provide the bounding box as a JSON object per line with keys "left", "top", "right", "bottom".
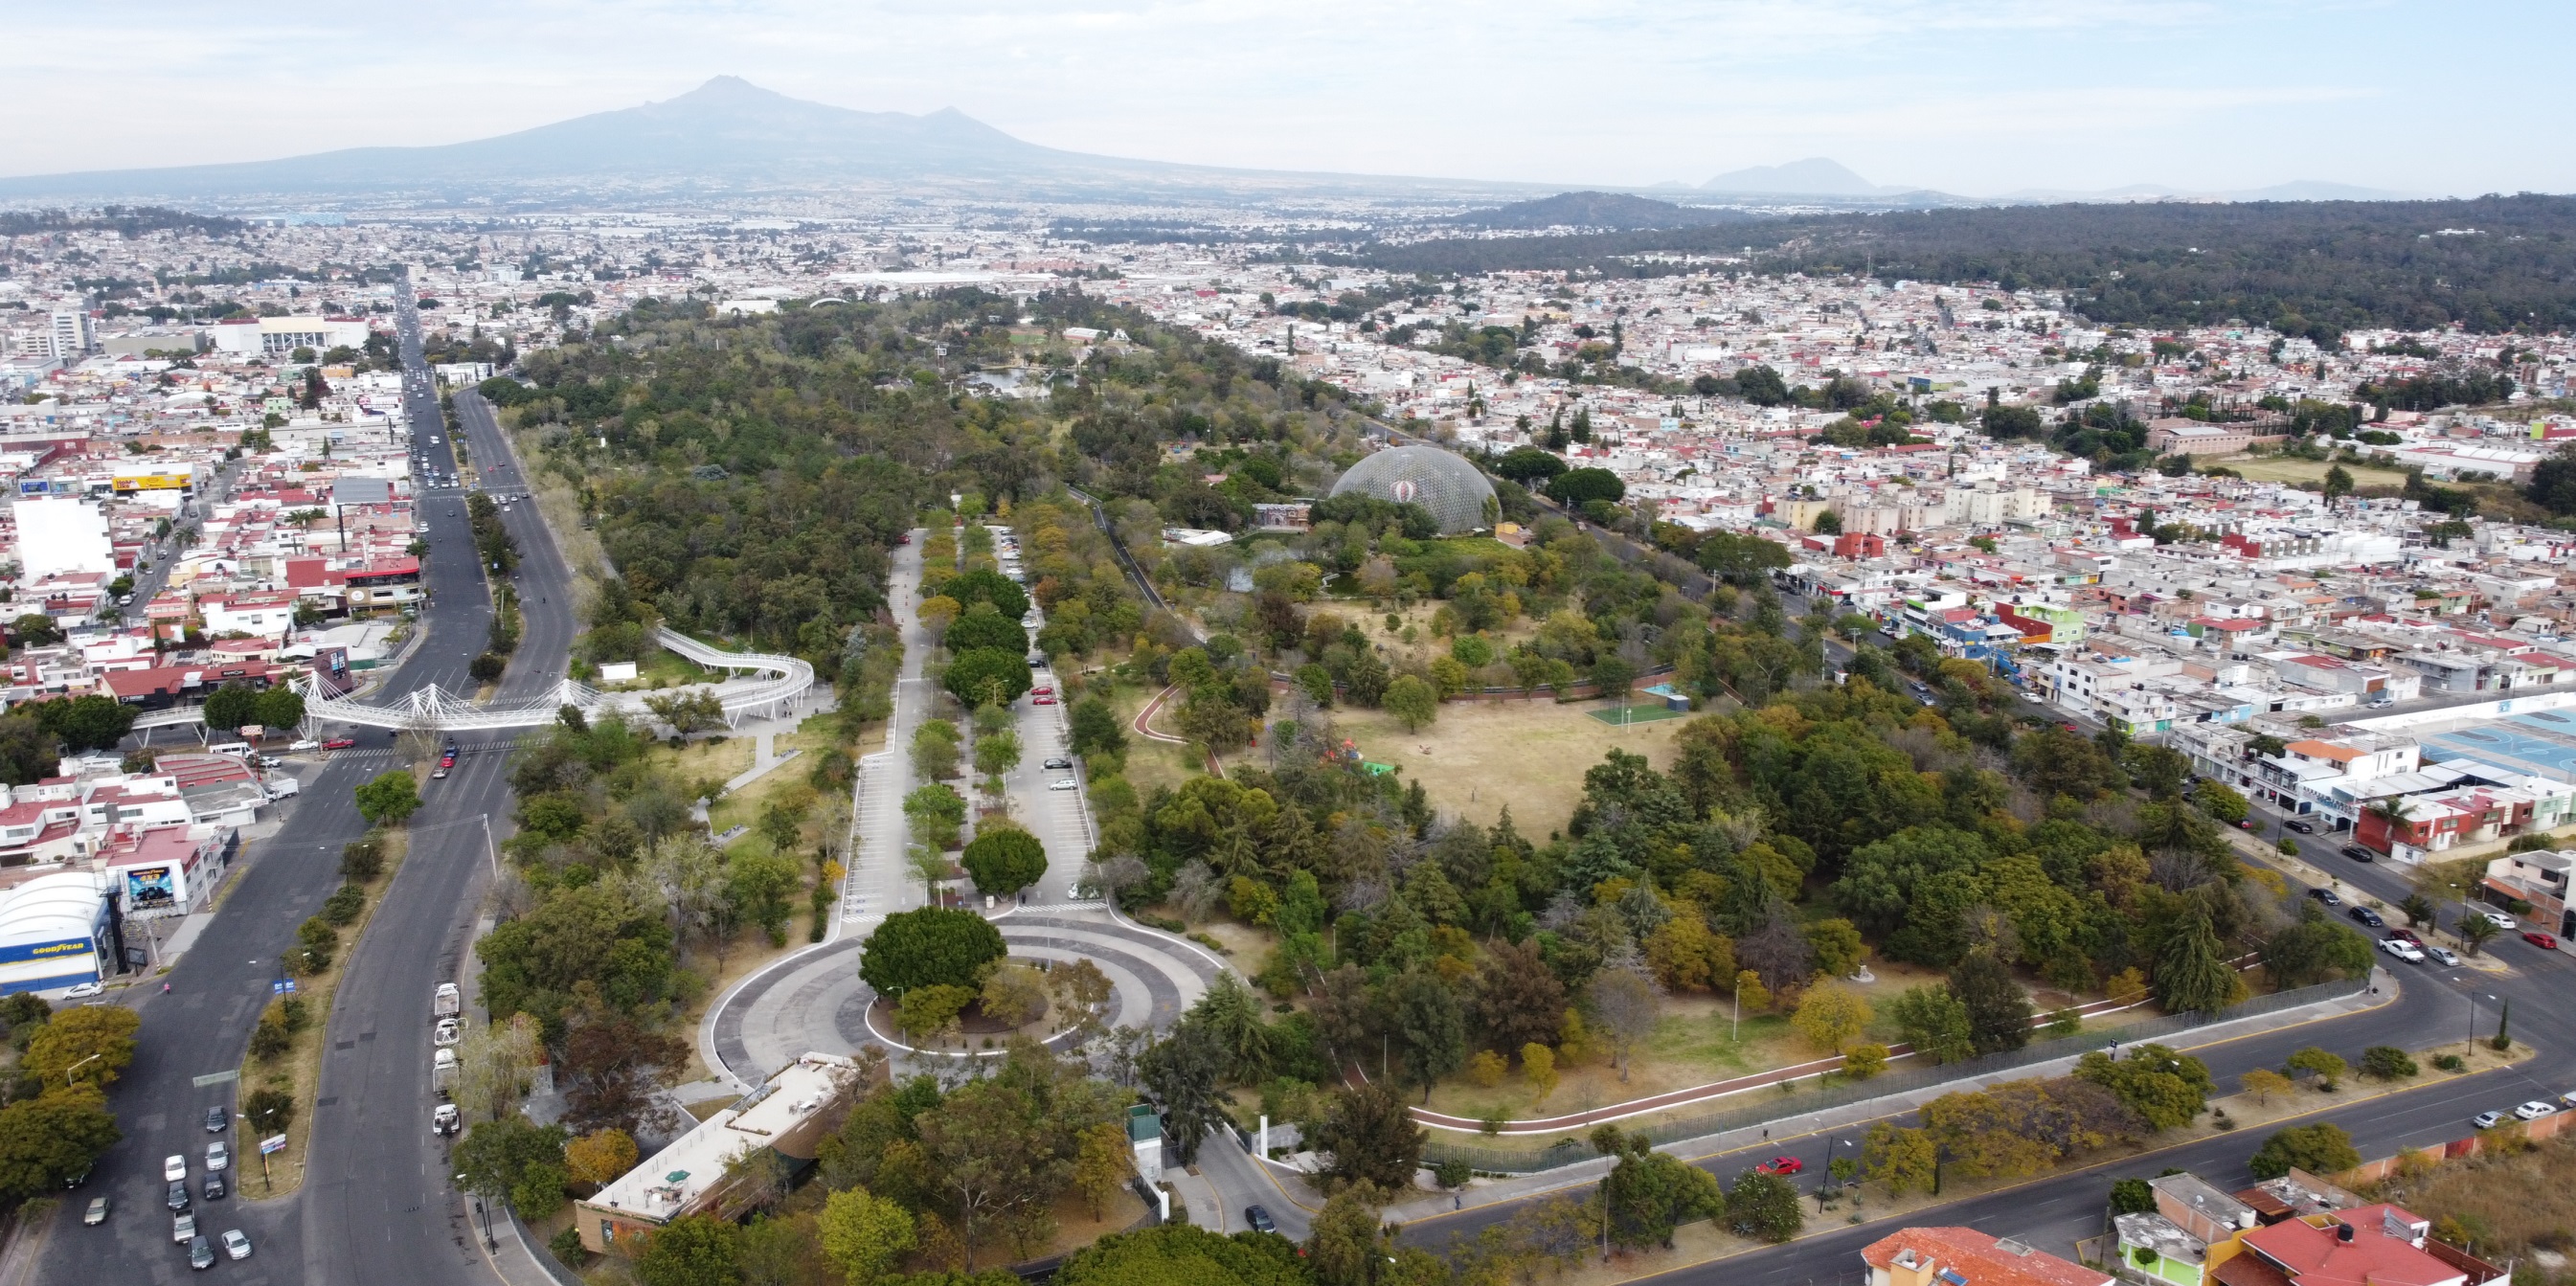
{"left": 39, "top": 287, "right": 579, "bottom": 1286}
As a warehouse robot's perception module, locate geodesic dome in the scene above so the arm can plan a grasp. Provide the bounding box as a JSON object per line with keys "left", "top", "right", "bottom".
{"left": 1327, "top": 445, "right": 1497, "bottom": 533}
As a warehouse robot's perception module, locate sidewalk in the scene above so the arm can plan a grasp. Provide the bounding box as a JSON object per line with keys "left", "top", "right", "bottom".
{"left": 1380, "top": 968, "right": 2394, "bottom": 1227}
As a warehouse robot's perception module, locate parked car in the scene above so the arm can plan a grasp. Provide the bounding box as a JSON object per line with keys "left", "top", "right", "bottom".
{"left": 1033, "top": 694, "right": 1057, "bottom": 705}
{"left": 2474, "top": 1110, "right": 2507, "bottom": 1130}
{"left": 1244, "top": 1206, "right": 1276, "bottom": 1234}
{"left": 2524, "top": 931, "right": 2560, "bottom": 950}
{"left": 222, "top": 1229, "right": 252, "bottom": 1261}
{"left": 60, "top": 981, "right": 102, "bottom": 999}
{"left": 1030, "top": 686, "right": 1054, "bottom": 697}
{"left": 1757, "top": 1156, "right": 1806, "bottom": 1175}
{"left": 2379, "top": 939, "right": 2426, "bottom": 963}
{"left": 1043, "top": 757, "right": 1073, "bottom": 770}
{"left": 164, "top": 1155, "right": 187, "bottom": 1183}
{"left": 173, "top": 1212, "right": 194, "bottom": 1244}
{"left": 2427, "top": 946, "right": 2461, "bottom": 966}
{"left": 205, "top": 1141, "right": 227, "bottom": 1172}
{"left": 1049, "top": 778, "right": 1078, "bottom": 791}
{"left": 201, "top": 1174, "right": 224, "bottom": 1202}
{"left": 287, "top": 738, "right": 320, "bottom": 752}
{"left": 432, "top": 766, "right": 448, "bottom": 779}
{"left": 2285, "top": 820, "right": 2316, "bottom": 834}
{"left": 2237, "top": 819, "right": 2259, "bottom": 830}
{"left": 166, "top": 1181, "right": 190, "bottom": 1212}
{"left": 83, "top": 1197, "right": 108, "bottom": 1226}
{"left": 2517, "top": 1100, "right": 2558, "bottom": 1121}
{"left": 2348, "top": 906, "right": 2385, "bottom": 928}
{"left": 205, "top": 1107, "right": 228, "bottom": 1133}
{"left": 2306, "top": 888, "right": 2342, "bottom": 906}
{"left": 2479, "top": 909, "right": 2519, "bottom": 930}
{"left": 189, "top": 1233, "right": 215, "bottom": 1271}
{"left": 2339, "top": 845, "right": 2377, "bottom": 862}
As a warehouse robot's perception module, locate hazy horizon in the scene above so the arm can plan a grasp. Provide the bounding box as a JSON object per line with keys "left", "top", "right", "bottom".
{"left": 11, "top": 0, "right": 2571, "bottom": 199}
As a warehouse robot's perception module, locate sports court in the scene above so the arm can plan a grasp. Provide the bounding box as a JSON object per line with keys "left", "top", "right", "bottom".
{"left": 2420, "top": 709, "right": 2576, "bottom": 782}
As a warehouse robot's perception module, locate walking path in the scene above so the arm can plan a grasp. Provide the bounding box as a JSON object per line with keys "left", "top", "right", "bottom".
{"left": 1133, "top": 683, "right": 1223, "bottom": 777}
{"left": 1374, "top": 967, "right": 2395, "bottom": 1226}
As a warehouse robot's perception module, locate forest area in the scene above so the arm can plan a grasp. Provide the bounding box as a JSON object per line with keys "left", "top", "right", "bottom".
{"left": 1330, "top": 192, "right": 2576, "bottom": 335}
{"left": 457, "top": 285, "right": 2388, "bottom": 1286}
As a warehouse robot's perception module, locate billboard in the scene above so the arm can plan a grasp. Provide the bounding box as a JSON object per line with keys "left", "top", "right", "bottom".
{"left": 124, "top": 866, "right": 178, "bottom": 911}
{"left": 0, "top": 936, "right": 96, "bottom": 965}
{"left": 112, "top": 471, "right": 192, "bottom": 492}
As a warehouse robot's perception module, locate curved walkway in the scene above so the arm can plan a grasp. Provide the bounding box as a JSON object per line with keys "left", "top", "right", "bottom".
{"left": 285, "top": 626, "right": 812, "bottom": 733}
{"left": 703, "top": 908, "right": 1232, "bottom": 1087}
{"left": 1134, "top": 683, "right": 1224, "bottom": 777}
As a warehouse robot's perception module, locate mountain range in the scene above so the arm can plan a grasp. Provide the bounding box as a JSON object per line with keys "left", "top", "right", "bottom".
{"left": 0, "top": 78, "right": 2424, "bottom": 209}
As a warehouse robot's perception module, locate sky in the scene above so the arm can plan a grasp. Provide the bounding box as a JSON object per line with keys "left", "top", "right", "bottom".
{"left": 9, "top": 0, "right": 2571, "bottom": 197}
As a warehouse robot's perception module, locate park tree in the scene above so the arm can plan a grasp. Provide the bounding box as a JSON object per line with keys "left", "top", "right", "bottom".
{"left": 564, "top": 1128, "right": 640, "bottom": 1188}
{"left": 2155, "top": 911, "right": 2241, "bottom": 1013}
{"left": 2240, "top": 1068, "right": 2295, "bottom": 1106}
{"left": 1545, "top": 467, "right": 1625, "bottom": 508}
{"left": 1948, "top": 951, "right": 2032, "bottom": 1055}
{"left": 1890, "top": 984, "right": 1975, "bottom": 1063}
{"left": 961, "top": 828, "right": 1047, "bottom": 897}
{"left": 1314, "top": 1080, "right": 1425, "bottom": 1191}
{"left": 912, "top": 719, "right": 961, "bottom": 780}
{"left": 1382, "top": 674, "right": 1439, "bottom": 733}
{"left": 819, "top": 1185, "right": 916, "bottom": 1286}
{"left": 1139, "top": 1022, "right": 1224, "bottom": 1169}
{"left": 1068, "top": 697, "right": 1126, "bottom": 757}
{"left": 637, "top": 1213, "right": 743, "bottom": 1286}
{"left": 1791, "top": 980, "right": 1872, "bottom": 1054}
{"left": 1588, "top": 966, "right": 1661, "bottom": 1081}
{"left": 902, "top": 783, "right": 968, "bottom": 851}
{"left": 859, "top": 908, "right": 1006, "bottom": 997}
{"left": 203, "top": 681, "right": 260, "bottom": 732}
{"left": 1389, "top": 967, "right": 1466, "bottom": 1100}
{"left": 943, "top": 649, "right": 1033, "bottom": 708}
{"left": 1072, "top": 1122, "right": 1132, "bottom": 1219}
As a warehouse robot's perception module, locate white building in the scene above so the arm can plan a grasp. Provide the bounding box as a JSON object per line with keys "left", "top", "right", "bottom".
{"left": 13, "top": 496, "right": 114, "bottom": 576}
{"left": 208, "top": 316, "right": 372, "bottom": 358}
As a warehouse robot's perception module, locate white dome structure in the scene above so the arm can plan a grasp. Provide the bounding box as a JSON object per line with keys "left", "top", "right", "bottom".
{"left": 1327, "top": 445, "right": 1497, "bottom": 534}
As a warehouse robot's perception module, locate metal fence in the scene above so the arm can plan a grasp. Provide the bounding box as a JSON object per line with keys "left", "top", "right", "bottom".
{"left": 1422, "top": 975, "right": 2370, "bottom": 1174}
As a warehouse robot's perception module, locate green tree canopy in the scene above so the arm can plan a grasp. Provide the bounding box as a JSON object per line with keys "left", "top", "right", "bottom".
{"left": 944, "top": 648, "right": 1034, "bottom": 708}
{"left": 1545, "top": 467, "right": 1625, "bottom": 508}
{"left": 2248, "top": 1123, "right": 2361, "bottom": 1180}
{"left": 859, "top": 908, "right": 1006, "bottom": 997}
{"left": 1056, "top": 1225, "right": 1312, "bottom": 1286}
{"left": 354, "top": 769, "right": 422, "bottom": 825}
{"left": 960, "top": 829, "right": 1047, "bottom": 896}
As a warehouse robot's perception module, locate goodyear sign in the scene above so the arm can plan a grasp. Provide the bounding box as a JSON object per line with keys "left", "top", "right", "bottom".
{"left": 0, "top": 937, "right": 94, "bottom": 965}
{"left": 113, "top": 471, "right": 192, "bottom": 492}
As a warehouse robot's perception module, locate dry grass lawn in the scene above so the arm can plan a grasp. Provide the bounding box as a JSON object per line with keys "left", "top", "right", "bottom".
{"left": 2218, "top": 456, "right": 2411, "bottom": 488}
{"left": 1294, "top": 698, "right": 1699, "bottom": 836}
{"left": 2364, "top": 1117, "right": 2576, "bottom": 1264}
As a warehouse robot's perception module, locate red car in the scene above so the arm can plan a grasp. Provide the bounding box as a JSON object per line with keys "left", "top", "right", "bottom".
{"left": 2237, "top": 819, "right": 2258, "bottom": 830}
{"left": 2524, "top": 931, "right": 2560, "bottom": 951}
{"left": 321, "top": 737, "right": 356, "bottom": 751}
{"left": 2061, "top": 723, "right": 2079, "bottom": 733}
{"left": 1031, "top": 686, "right": 1054, "bottom": 697}
{"left": 439, "top": 751, "right": 457, "bottom": 769}
{"left": 1754, "top": 1156, "right": 1803, "bottom": 1176}
{"left": 1033, "top": 695, "right": 1057, "bottom": 706}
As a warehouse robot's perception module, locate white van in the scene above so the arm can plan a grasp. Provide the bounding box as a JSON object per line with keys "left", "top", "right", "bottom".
{"left": 207, "top": 742, "right": 253, "bottom": 758}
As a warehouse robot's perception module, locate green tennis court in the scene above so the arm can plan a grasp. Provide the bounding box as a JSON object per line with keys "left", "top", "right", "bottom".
{"left": 1586, "top": 703, "right": 1691, "bottom": 726}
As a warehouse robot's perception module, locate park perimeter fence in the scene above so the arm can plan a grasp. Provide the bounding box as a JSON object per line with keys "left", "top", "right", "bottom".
{"left": 1423, "top": 974, "right": 2371, "bottom": 1175}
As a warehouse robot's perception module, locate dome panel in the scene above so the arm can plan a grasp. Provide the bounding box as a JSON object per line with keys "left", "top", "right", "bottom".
{"left": 1326, "top": 445, "right": 1497, "bottom": 533}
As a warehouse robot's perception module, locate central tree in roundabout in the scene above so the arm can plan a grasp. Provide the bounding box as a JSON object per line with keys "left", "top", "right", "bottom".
{"left": 858, "top": 906, "right": 1006, "bottom": 998}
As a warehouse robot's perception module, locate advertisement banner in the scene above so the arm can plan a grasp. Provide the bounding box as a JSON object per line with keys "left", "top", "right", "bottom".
{"left": 260, "top": 1134, "right": 287, "bottom": 1156}
{"left": 0, "top": 937, "right": 95, "bottom": 966}
{"left": 124, "top": 866, "right": 177, "bottom": 911}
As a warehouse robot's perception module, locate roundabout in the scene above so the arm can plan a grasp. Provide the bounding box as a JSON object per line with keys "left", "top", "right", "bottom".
{"left": 704, "top": 908, "right": 1233, "bottom": 1086}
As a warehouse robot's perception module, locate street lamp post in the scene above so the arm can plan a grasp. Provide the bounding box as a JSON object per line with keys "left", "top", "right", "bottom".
{"left": 62, "top": 1051, "right": 102, "bottom": 1089}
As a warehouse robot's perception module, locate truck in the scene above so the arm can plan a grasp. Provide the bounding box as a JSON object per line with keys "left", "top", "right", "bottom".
{"left": 433, "top": 982, "right": 461, "bottom": 1019}
{"left": 431, "top": 1103, "right": 460, "bottom": 1138}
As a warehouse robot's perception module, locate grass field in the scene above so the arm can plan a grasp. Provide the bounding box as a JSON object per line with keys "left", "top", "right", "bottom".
{"left": 1587, "top": 703, "right": 1691, "bottom": 726}
{"left": 1322, "top": 697, "right": 1701, "bottom": 835}
{"left": 2219, "top": 455, "right": 2411, "bottom": 488}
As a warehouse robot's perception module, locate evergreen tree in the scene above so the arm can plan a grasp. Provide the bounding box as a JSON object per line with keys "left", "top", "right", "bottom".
{"left": 1947, "top": 950, "right": 2032, "bottom": 1055}
{"left": 2154, "top": 910, "right": 2238, "bottom": 1014}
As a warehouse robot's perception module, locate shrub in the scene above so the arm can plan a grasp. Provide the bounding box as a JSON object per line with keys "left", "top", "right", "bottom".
{"left": 469, "top": 652, "right": 507, "bottom": 682}
{"left": 2432, "top": 1053, "right": 2467, "bottom": 1072}
{"left": 2360, "top": 1046, "right": 2418, "bottom": 1080}
{"left": 341, "top": 832, "right": 385, "bottom": 881}
{"left": 2248, "top": 1123, "right": 2361, "bottom": 1180}
{"left": 1466, "top": 1049, "right": 1507, "bottom": 1088}
{"left": 321, "top": 884, "right": 366, "bottom": 926}
{"left": 248, "top": 1016, "right": 291, "bottom": 1060}
{"left": 1434, "top": 1159, "right": 1472, "bottom": 1189}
